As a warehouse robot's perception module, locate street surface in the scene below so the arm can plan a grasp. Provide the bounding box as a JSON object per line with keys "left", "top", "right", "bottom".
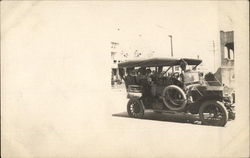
{"left": 2, "top": 85, "right": 249, "bottom": 158}
{"left": 107, "top": 86, "right": 248, "bottom": 157}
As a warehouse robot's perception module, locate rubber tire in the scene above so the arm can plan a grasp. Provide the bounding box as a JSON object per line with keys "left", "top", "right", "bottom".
{"left": 162, "top": 85, "right": 187, "bottom": 111}
{"left": 199, "top": 100, "right": 228, "bottom": 127}
{"left": 127, "top": 99, "right": 144, "bottom": 118}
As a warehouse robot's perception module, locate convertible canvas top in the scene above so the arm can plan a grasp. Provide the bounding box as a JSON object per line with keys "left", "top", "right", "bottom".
{"left": 118, "top": 58, "right": 202, "bottom": 68}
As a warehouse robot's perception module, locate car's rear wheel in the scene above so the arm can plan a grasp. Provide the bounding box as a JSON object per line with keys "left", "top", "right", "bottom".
{"left": 127, "top": 99, "right": 144, "bottom": 118}
{"left": 199, "top": 100, "right": 228, "bottom": 127}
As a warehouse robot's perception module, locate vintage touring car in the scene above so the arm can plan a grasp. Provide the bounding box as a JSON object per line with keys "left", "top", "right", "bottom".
{"left": 118, "top": 58, "right": 235, "bottom": 126}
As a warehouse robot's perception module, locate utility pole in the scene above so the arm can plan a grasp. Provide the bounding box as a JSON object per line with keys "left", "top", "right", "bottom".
{"left": 169, "top": 35, "right": 173, "bottom": 57}
{"left": 169, "top": 35, "right": 174, "bottom": 72}
{"left": 212, "top": 40, "right": 216, "bottom": 72}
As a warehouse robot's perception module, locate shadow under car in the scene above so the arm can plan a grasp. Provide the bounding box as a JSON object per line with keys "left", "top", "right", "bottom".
{"left": 112, "top": 111, "right": 202, "bottom": 125}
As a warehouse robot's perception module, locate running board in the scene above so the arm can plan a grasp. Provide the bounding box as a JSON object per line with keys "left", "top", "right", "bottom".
{"left": 144, "top": 109, "right": 201, "bottom": 120}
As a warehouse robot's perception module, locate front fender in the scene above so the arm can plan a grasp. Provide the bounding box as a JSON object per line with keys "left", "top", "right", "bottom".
{"left": 198, "top": 95, "right": 223, "bottom": 102}
{"left": 186, "top": 95, "right": 224, "bottom": 114}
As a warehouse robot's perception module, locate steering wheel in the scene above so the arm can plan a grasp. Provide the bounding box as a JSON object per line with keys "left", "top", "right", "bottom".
{"left": 171, "top": 72, "right": 180, "bottom": 79}
{"left": 170, "top": 72, "right": 183, "bottom": 87}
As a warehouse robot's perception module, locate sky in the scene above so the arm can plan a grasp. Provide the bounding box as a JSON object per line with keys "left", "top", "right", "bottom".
{"left": 2, "top": 1, "right": 239, "bottom": 73}
{"left": 106, "top": 1, "right": 247, "bottom": 72}
{"left": 107, "top": 1, "right": 221, "bottom": 70}
{"left": 109, "top": 1, "right": 219, "bottom": 58}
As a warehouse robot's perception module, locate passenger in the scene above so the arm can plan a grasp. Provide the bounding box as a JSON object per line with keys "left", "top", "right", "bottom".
{"left": 136, "top": 67, "right": 147, "bottom": 84}
{"left": 151, "top": 66, "right": 162, "bottom": 83}
{"left": 146, "top": 69, "right": 151, "bottom": 75}
{"left": 156, "top": 66, "right": 164, "bottom": 85}
{"left": 136, "top": 67, "right": 151, "bottom": 97}
{"left": 158, "top": 66, "right": 163, "bottom": 73}
{"left": 146, "top": 69, "right": 152, "bottom": 84}
{"left": 124, "top": 68, "right": 136, "bottom": 88}
{"left": 179, "top": 59, "right": 188, "bottom": 84}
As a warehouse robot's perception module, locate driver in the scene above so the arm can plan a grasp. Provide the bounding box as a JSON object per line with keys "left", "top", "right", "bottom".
{"left": 171, "top": 72, "right": 183, "bottom": 88}
{"left": 180, "top": 59, "right": 188, "bottom": 72}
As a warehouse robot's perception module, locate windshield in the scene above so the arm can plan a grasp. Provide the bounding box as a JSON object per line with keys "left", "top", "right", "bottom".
{"left": 183, "top": 71, "right": 200, "bottom": 84}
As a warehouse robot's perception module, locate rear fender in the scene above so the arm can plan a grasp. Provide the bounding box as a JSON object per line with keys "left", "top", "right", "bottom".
{"left": 127, "top": 92, "right": 142, "bottom": 99}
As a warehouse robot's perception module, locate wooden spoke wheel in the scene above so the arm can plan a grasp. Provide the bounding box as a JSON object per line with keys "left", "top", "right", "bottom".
{"left": 127, "top": 99, "right": 144, "bottom": 118}
{"left": 199, "top": 100, "right": 228, "bottom": 127}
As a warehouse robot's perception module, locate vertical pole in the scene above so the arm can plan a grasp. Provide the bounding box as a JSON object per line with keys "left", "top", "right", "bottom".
{"left": 170, "top": 36, "right": 173, "bottom": 57}
{"left": 169, "top": 35, "right": 174, "bottom": 72}
{"left": 213, "top": 40, "right": 216, "bottom": 72}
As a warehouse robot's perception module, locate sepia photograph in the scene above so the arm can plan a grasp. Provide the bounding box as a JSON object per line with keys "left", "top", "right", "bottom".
{"left": 1, "top": 1, "right": 249, "bottom": 157}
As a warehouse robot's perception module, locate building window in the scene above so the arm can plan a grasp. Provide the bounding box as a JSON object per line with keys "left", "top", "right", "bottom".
{"left": 229, "top": 49, "right": 234, "bottom": 60}
{"left": 224, "top": 46, "right": 234, "bottom": 60}
{"left": 224, "top": 46, "right": 228, "bottom": 59}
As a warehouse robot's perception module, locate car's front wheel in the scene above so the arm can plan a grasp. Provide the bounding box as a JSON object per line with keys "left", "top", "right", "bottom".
{"left": 127, "top": 99, "right": 144, "bottom": 118}
{"left": 199, "top": 100, "right": 228, "bottom": 127}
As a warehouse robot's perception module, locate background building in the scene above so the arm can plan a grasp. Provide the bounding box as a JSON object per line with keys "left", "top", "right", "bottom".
{"left": 215, "top": 31, "right": 235, "bottom": 91}
{"left": 111, "top": 41, "right": 128, "bottom": 86}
